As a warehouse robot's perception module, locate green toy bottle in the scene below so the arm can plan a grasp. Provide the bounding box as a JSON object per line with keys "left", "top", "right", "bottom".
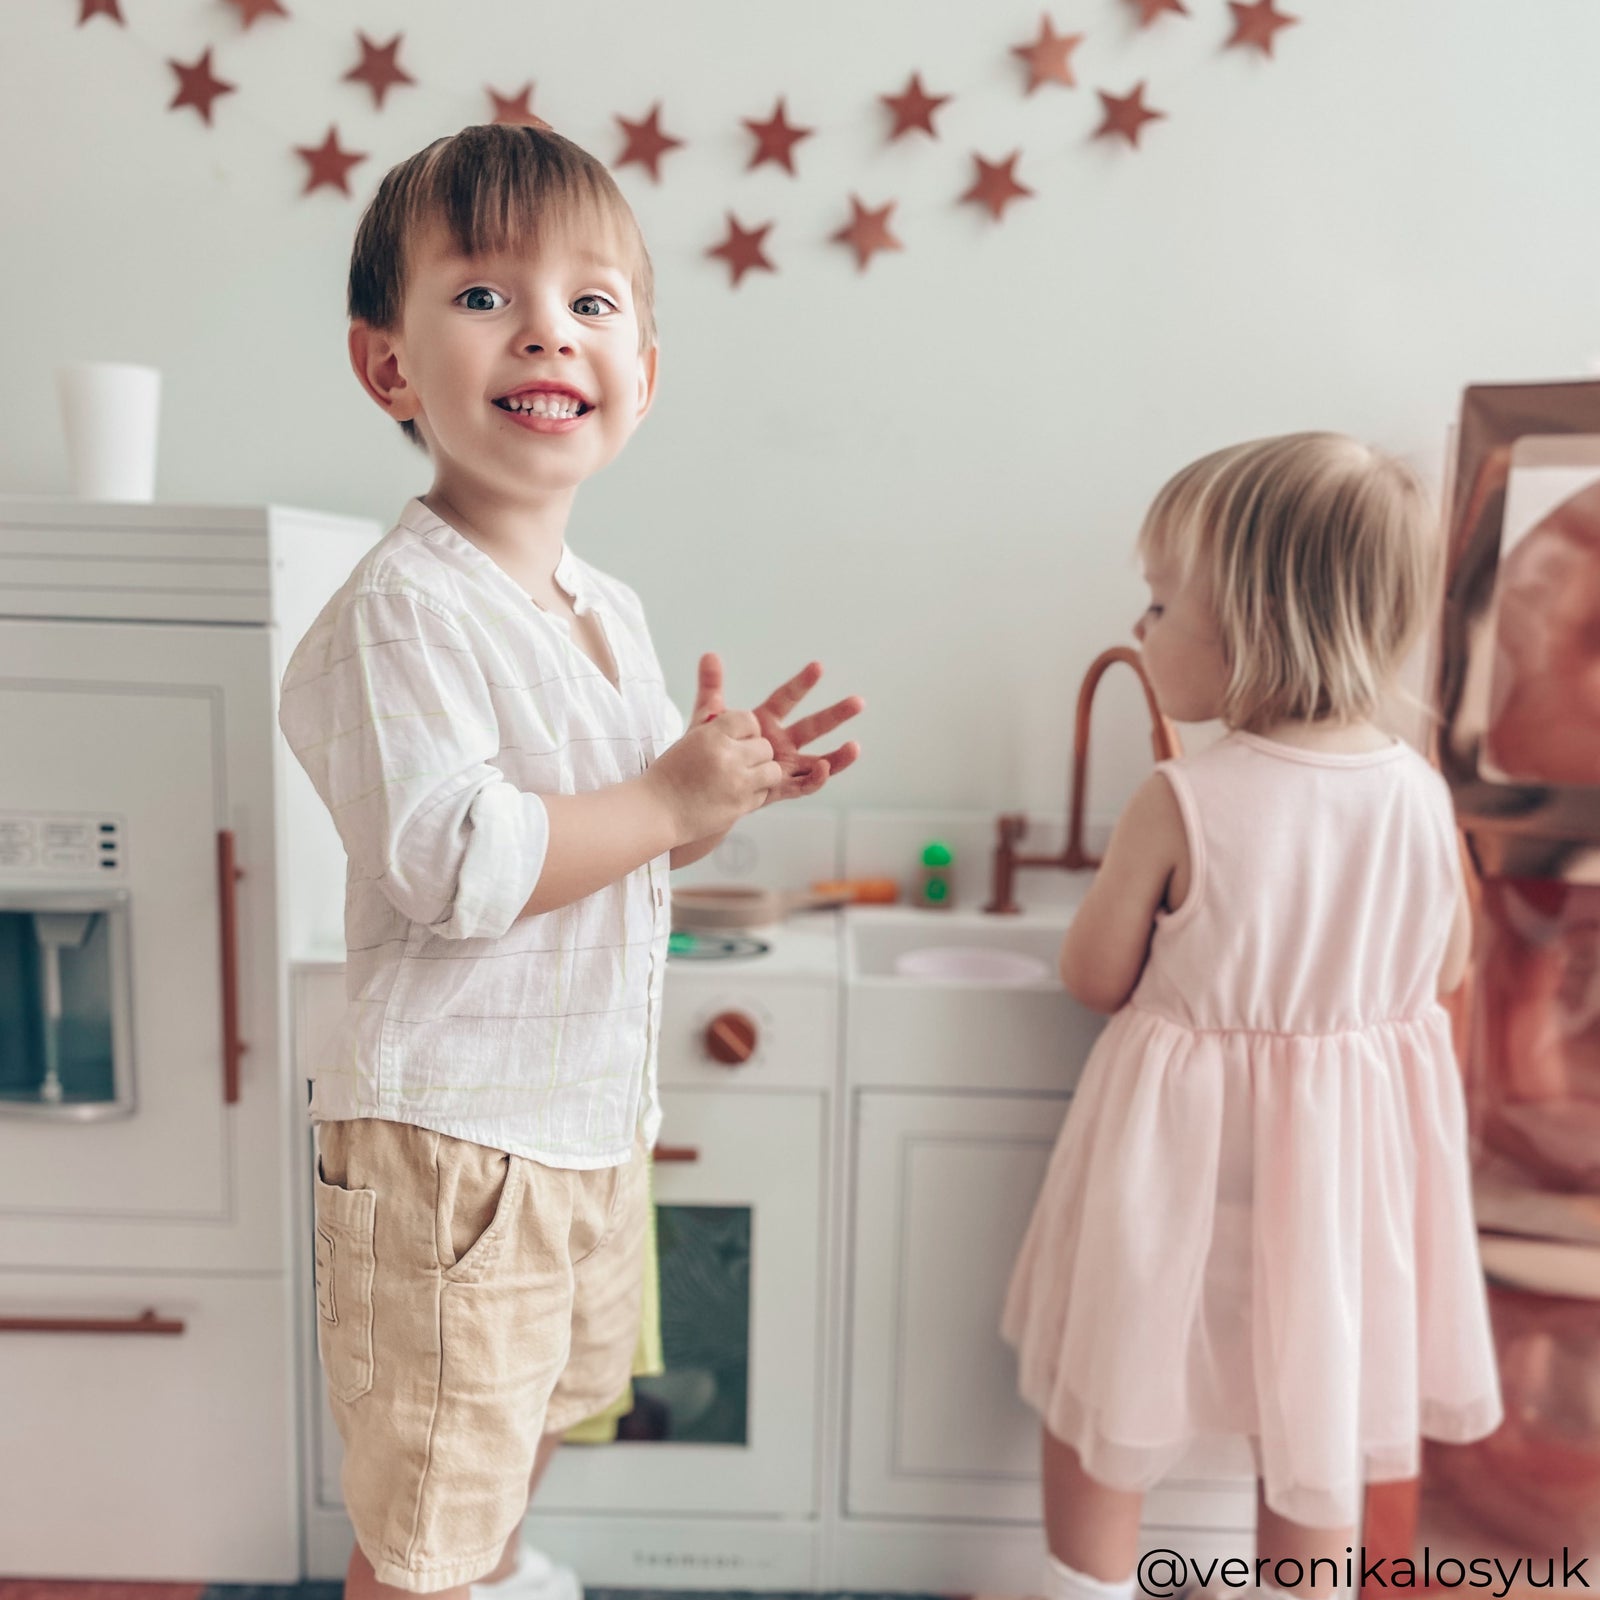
{"left": 919, "top": 841, "right": 953, "bottom": 910}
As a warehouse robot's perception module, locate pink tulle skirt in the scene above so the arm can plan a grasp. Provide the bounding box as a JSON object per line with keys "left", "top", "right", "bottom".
{"left": 1001, "top": 1004, "right": 1503, "bottom": 1528}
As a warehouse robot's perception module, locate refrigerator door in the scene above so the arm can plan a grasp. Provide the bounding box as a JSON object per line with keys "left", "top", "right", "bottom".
{"left": 0, "top": 618, "right": 287, "bottom": 1272}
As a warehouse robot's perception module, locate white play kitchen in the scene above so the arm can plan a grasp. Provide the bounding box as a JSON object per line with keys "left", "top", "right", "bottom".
{"left": 0, "top": 496, "right": 1255, "bottom": 1589}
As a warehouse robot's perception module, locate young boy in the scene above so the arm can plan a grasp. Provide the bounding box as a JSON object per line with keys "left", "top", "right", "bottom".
{"left": 280, "top": 123, "right": 862, "bottom": 1600}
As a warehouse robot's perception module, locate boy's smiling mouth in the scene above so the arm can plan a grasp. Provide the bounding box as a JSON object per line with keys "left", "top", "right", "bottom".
{"left": 493, "top": 381, "right": 593, "bottom": 427}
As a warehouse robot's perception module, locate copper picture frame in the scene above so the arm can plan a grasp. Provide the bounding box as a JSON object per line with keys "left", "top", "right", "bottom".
{"left": 1437, "top": 379, "right": 1600, "bottom": 880}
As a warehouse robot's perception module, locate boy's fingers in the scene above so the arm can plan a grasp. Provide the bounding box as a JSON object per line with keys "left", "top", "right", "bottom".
{"left": 756, "top": 661, "right": 823, "bottom": 723}
{"left": 818, "top": 740, "right": 860, "bottom": 775}
{"left": 692, "top": 652, "right": 725, "bottom": 719}
{"left": 697, "top": 652, "right": 723, "bottom": 699}
{"left": 785, "top": 695, "right": 865, "bottom": 750}
{"left": 770, "top": 757, "right": 829, "bottom": 803}
{"left": 795, "top": 758, "right": 830, "bottom": 795}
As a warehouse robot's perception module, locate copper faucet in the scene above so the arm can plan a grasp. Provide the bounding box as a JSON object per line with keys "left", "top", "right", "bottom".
{"left": 984, "top": 645, "right": 1183, "bottom": 914}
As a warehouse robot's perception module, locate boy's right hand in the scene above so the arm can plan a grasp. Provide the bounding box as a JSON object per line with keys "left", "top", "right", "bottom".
{"left": 647, "top": 711, "right": 782, "bottom": 841}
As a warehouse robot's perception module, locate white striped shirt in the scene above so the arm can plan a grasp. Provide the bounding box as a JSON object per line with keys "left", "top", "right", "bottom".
{"left": 279, "top": 496, "right": 683, "bottom": 1168}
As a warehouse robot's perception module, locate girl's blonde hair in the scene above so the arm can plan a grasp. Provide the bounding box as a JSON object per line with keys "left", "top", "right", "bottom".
{"left": 1137, "top": 431, "right": 1439, "bottom": 730}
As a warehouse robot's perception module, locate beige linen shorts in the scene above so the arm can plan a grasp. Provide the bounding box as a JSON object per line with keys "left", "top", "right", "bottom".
{"left": 312, "top": 1117, "right": 649, "bottom": 1591}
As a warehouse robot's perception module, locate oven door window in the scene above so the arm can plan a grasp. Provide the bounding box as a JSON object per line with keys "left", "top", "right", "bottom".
{"left": 621, "top": 1202, "right": 751, "bottom": 1446}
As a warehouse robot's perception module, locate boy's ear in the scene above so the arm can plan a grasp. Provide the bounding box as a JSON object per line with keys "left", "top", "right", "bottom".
{"left": 348, "top": 321, "right": 422, "bottom": 422}
{"left": 634, "top": 343, "right": 660, "bottom": 426}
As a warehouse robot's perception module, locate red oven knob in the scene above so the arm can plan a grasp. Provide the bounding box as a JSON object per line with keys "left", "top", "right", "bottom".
{"left": 704, "top": 1011, "right": 758, "bottom": 1066}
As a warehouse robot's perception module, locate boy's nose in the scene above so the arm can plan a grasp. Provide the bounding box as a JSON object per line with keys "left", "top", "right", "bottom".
{"left": 516, "top": 300, "right": 577, "bottom": 357}
{"left": 1133, "top": 613, "right": 1148, "bottom": 642}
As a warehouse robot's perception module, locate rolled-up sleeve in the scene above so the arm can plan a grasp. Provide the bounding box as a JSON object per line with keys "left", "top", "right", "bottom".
{"left": 279, "top": 587, "right": 548, "bottom": 940}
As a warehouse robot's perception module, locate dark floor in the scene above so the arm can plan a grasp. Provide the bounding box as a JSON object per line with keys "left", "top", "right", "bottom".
{"left": 0, "top": 1586, "right": 955, "bottom": 1600}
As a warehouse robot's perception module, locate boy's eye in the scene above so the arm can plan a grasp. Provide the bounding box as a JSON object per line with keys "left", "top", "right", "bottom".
{"left": 572, "top": 293, "right": 617, "bottom": 318}
{"left": 1144, "top": 604, "right": 1164, "bottom": 620}
{"left": 457, "top": 287, "right": 505, "bottom": 312}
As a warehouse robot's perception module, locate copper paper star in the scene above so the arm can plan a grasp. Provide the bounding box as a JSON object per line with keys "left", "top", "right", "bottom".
{"left": 1130, "top": 0, "right": 1189, "bottom": 24}
{"left": 882, "top": 73, "right": 950, "bottom": 140}
{"left": 961, "top": 152, "right": 1032, "bottom": 221}
{"left": 295, "top": 126, "right": 367, "bottom": 196}
{"left": 1226, "top": 0, "right": 1299, "bottom": 56}
{"left": 168, "top": 49, "right": 236, "bottom": 125}
{"left": 832, "top": 197, "right": 902, "bottom": 271}
{"left": 344, "top": 33, "right": 414, "bottom": 110}
{"left": 615, "top": 104, "right": 683, "bottom": 182}
{"left": 1094, "top": 82, "right": 1166, "bottom": 147}
{"left": 1012, "top": 15, "right": 1084, "bottom": 94}
{"left": 487, "top": 84, "right": 551, "bottom": 129}
{"left": 223, "top": 0, "right": 289, "bottom": 28}
{"left": 78, "top": 0, "right": 124, "bottom": 23}
{"left": 708, "top": 215, "right": 776, "bottom": 287}
{"left": 743, "top": 99, "right": 813, "bottom": 174}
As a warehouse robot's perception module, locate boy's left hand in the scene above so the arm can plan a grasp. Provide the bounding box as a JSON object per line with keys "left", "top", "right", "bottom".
{"left": 690, "top": 653, "right": 863, "bottom": 803}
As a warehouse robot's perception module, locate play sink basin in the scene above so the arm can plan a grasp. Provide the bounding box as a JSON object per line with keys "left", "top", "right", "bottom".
{"left": 850, "top": 918, "right": 1064, "bottom": 987}
{"left": 844, "top": 909, "right": 1104, "bottom": 1092}
{"left": 894, "top": 945, "right": 1051, "bottom": 985}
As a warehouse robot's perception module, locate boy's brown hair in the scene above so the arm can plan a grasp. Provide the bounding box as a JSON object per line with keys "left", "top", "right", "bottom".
{"left": 348, "top": 123, "right": 657, "bottom": 452}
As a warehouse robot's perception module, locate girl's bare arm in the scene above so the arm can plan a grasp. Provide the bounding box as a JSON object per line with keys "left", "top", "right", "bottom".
{"left": 1058, "top": 771, "right": 1188, "bottom": 1013}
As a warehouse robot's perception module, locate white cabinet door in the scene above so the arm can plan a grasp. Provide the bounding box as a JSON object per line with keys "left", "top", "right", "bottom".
{"left": 0, "top": 1268, "right": 298, "bottom": 1580}
{"left": 846, "top": 1091, "right": 1255, "bottom": 1529}
{"left": 0, "top": 619, "right": 288, "bottom": 1272}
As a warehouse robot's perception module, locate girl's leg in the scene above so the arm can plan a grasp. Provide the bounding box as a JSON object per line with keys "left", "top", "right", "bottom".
{"left": 1254, "top": 1482, "right": 1355, "bottom": 1598}
{"left": 1042, "top": 1426, "right": 1146, "bottom": 1582}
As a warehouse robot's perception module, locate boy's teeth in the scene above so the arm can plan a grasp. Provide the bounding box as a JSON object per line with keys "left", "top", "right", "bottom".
{"left": 503, "top": 394, "right": 582, "bottom": 418}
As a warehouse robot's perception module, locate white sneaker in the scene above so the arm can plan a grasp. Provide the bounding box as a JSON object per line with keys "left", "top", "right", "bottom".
{"left": 471, "top": 1544, "right": 582, "bottom": 1600}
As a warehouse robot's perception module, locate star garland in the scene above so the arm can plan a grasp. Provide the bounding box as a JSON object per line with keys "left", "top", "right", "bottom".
{"left": 167, "top": 48, "right": 235, "bottom": 124}
{"left": 487, "top": 84, "right": 551, "bottom": 130}
{"left": 832, "top": 197, "right": 903, "bottom": 271}
{"left": 707, "top": 215, "right": 776, "bottom": 287}
{"left": 68, "top": 0, "right": 1306, "bottom": 281}
{"left": 343, "top": 32, "right": 415, "bottom": 110}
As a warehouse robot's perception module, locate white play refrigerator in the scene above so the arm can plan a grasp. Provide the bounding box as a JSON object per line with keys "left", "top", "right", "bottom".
{"left": 0, "top": 496, "right": 376, "bottom": 1581}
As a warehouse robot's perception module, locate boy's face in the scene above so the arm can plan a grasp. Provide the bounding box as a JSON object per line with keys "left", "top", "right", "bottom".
{"left": 354, "top": 217, "right": 657, "bottom": 502}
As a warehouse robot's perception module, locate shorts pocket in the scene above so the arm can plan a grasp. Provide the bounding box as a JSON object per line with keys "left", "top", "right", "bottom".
{"left": 440, "top": 1150, "right": 526, "bottom": 1285}
{"left": 313, "top": 1158, "right": 378, "bottom": 1403}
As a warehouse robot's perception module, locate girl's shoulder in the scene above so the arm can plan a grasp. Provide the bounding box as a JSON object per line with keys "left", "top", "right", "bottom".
{"left": 1172, "top": 727, "right": 1426, "bottom": 777}
{"left": 1163, "top": 731, "right": 1455, "bottom": 849}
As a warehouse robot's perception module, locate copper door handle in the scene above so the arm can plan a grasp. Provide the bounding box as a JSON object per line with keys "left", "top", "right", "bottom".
{"left": 217, "top": 829, "right": 247, "bottom": 1105}
{"left": 0, "top": 1307, "right": 186, "bottom": 1335}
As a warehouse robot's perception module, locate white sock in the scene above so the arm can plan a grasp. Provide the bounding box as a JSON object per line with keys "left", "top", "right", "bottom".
{"left": 474, "top": 1546, "right": 551, "bottom": 1588}
{"left": 1044, "top": 1553, "right": 1137, "bottom": 1600}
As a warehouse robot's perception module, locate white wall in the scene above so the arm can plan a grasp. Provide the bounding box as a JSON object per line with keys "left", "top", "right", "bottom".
{"left": 6, "top": 0, "right": 1598, "bottom": 820}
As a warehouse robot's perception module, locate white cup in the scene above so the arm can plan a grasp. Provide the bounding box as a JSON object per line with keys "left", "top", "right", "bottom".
{"left": 56, "top": 361, "right": 161, "bottom": 502}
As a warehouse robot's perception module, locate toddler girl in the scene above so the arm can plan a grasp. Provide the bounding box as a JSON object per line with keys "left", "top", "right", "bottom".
{"left": 1002, "top": 432, "right": 1503, "bottom": 1600}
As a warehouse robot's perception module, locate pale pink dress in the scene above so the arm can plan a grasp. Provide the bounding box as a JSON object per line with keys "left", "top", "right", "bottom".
{"left": 1001, "top": 730, "right": 1503, "bottom": 1529}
